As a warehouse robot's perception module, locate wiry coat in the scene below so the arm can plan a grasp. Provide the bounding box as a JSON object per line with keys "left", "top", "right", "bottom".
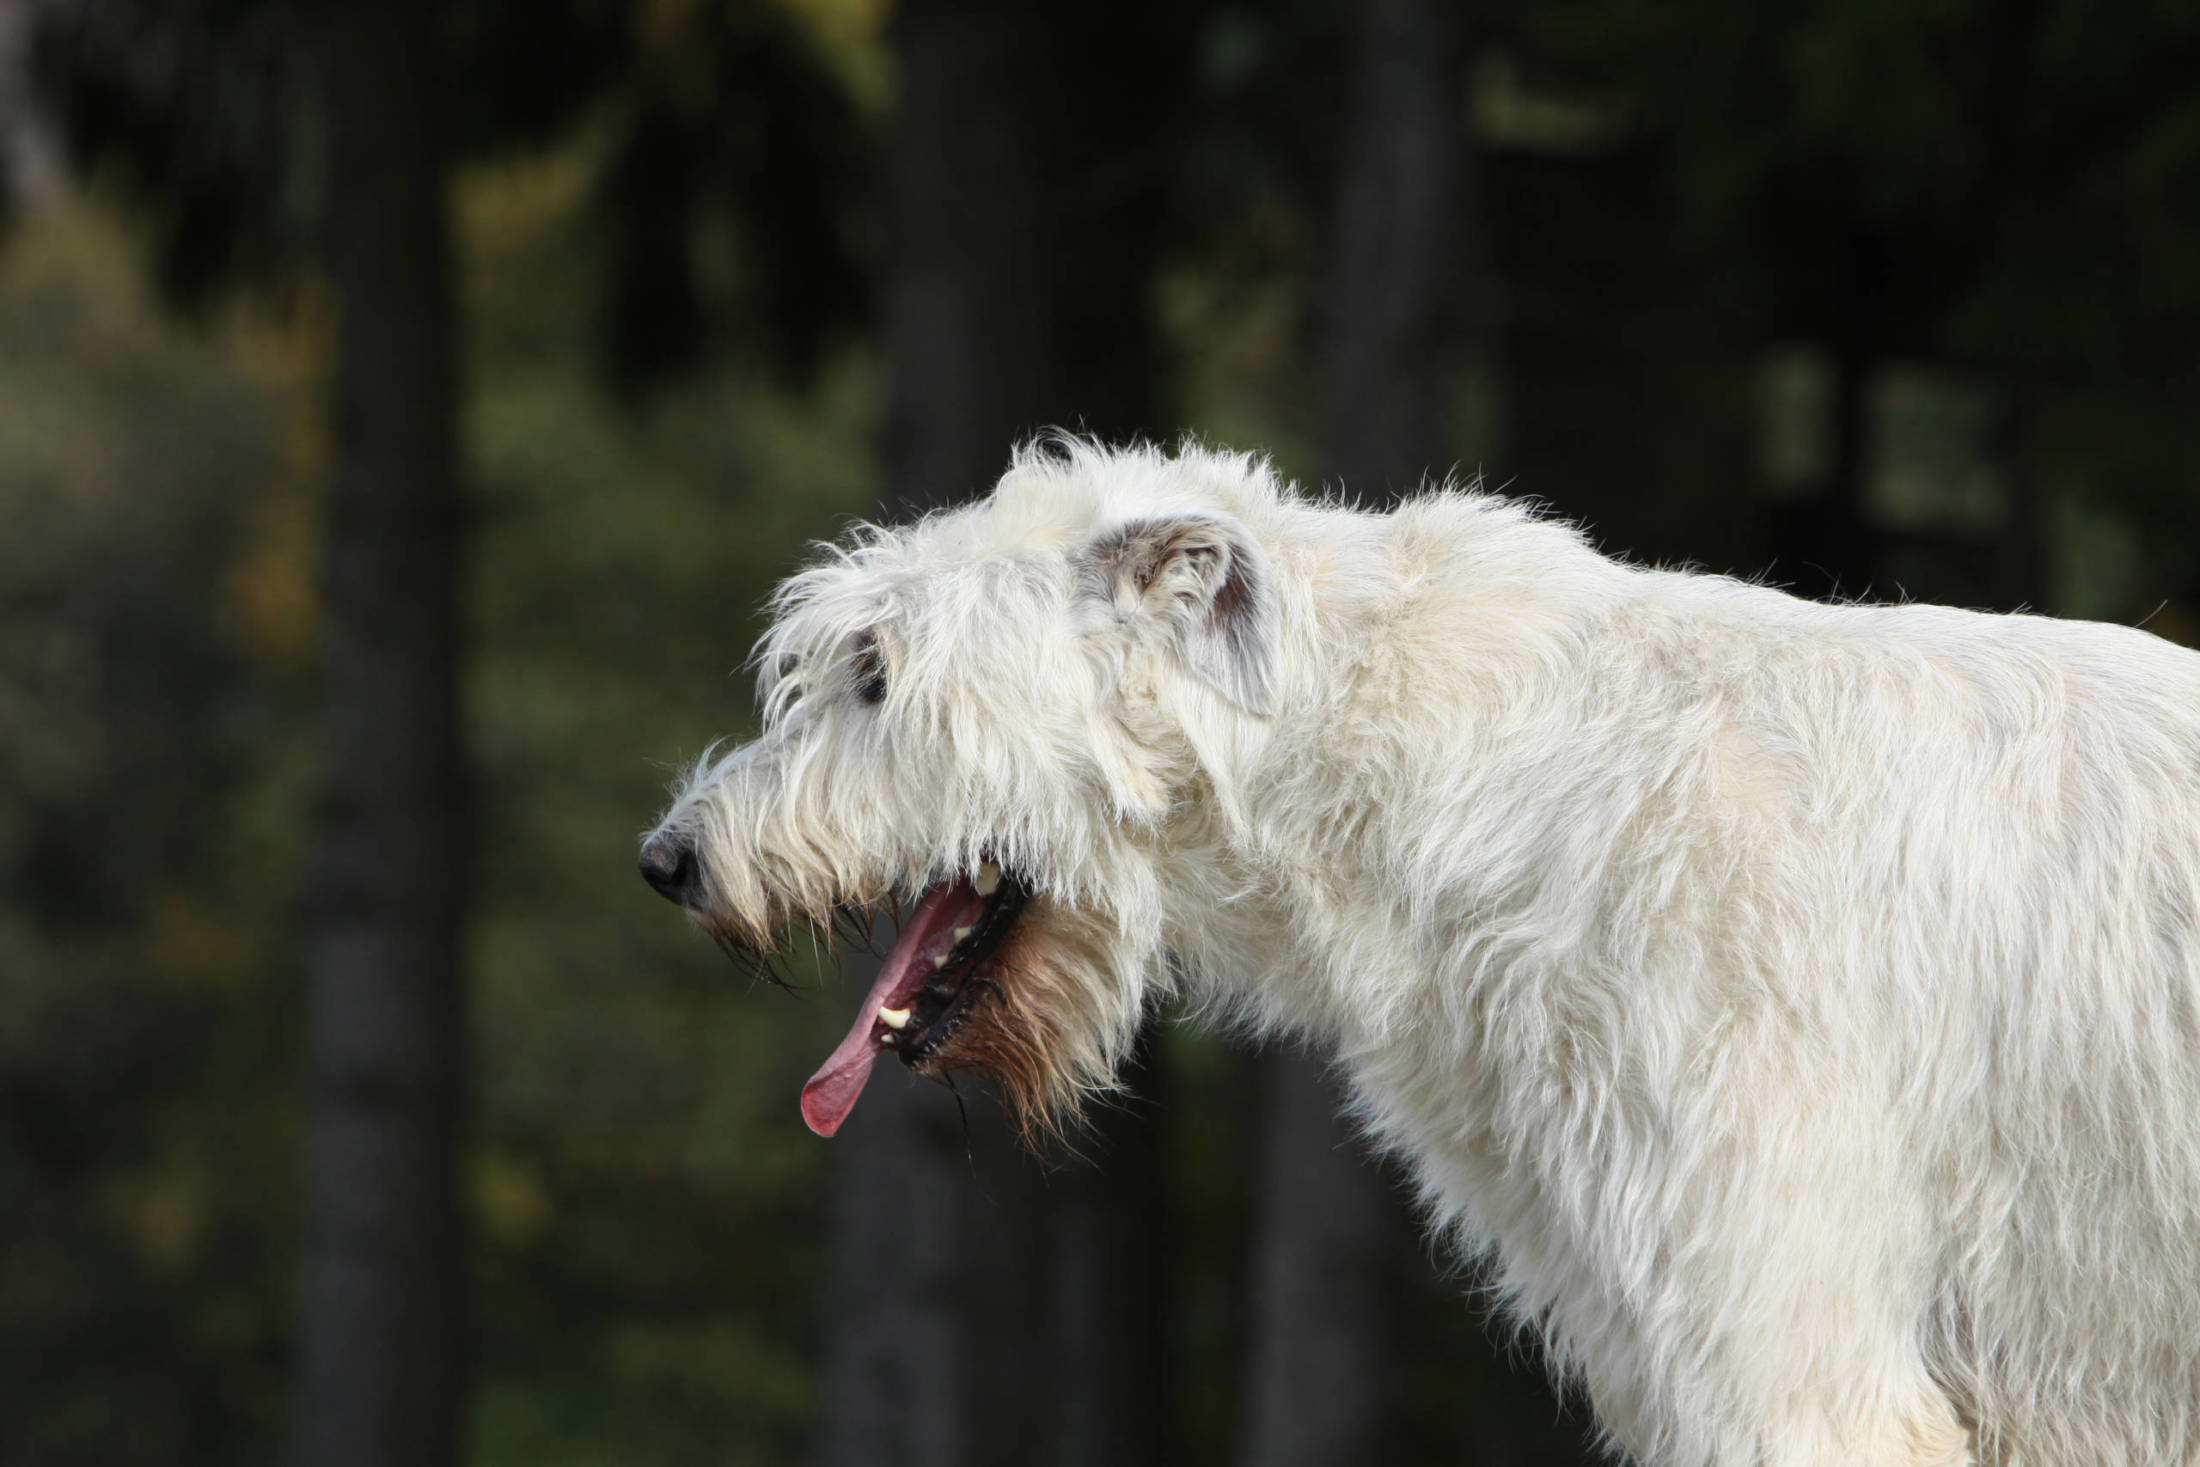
{"left": 647, "top": 442, "right": 2200, "bottom": 1466}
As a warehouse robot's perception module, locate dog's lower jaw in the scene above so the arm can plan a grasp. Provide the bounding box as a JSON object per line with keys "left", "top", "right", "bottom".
{"left": 801, "top": 868, "right": 1027, "bottom": 1136}
{"left": 915, "top": 896, "right": 1143, "bottom": 1144}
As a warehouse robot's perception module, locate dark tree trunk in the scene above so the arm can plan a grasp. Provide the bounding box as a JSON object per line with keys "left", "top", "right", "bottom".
{"left": 289, "top": 3, "right": 465, "bottom": 1466}
{"left": 814, "top": 3, "right": 1188, "bottom": 1460}
{"left": 1237, "top": 1050, "right": 1413, "bottom": 1467}
{"left": 811, "top": 5, "right": 1059, "bottom": 1465}
{"left": 1319, "top": 0, "right": 1471, "bottom": 503}
{"left": 812, "top": 1076, "right": 1046, "bottom": 1467}
{"left": 875, "top": 0, "right": 1054, "bottom": 515}
{"left": 1241, "top": 2, "right": 1466, "bottom": 1463}
{"left": 1048, "top": 1050, "right": 1165, "bottom": 1467}
{"left": 1770, "top": 338, "right": 1878, "bottom": 602}
{"left": 814, "top": 6, "right": 1188, "bottom": 1461}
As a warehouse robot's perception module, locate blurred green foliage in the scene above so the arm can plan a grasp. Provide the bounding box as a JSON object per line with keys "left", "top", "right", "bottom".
{"left": 460, "top": 147, "right": 883, "bottom": 1466}
{"left": 0, "top": 156, "right": 886, "bottom": 1461}
{"left": 0, "top": 203, "right": 310, "bottom": 1464}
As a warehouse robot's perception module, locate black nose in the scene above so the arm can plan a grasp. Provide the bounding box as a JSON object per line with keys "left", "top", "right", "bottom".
{"left": 638, "top": 836, "right": 700, "bottom": 904}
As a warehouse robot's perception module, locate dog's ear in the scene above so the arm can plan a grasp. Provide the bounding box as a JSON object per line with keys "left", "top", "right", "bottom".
{"left": 1088, "top": 515, "right": 1276, "bottom": 715}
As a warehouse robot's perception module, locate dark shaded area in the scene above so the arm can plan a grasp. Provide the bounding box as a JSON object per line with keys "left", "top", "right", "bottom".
{"left": 6, "top": 0, "right": 2200, "bottom": 1463}
{"left": 1239, "top": 1, "right": 1471, "bottom": 1463}
{"left": 815, "top": 7, "right": 1192, "bottom": 1463}
{"left": 287, "top": 2, "right": 465, "bottom": 1464}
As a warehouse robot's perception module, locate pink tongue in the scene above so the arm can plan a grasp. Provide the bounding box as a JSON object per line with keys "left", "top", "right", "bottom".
{"left": 800, "top": 877, "right": 987, "bottom": 1136}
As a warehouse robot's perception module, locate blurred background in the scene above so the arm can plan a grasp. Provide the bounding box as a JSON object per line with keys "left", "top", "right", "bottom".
{"left": 4, "top": 0, "right": 2199, "bottom": 1463}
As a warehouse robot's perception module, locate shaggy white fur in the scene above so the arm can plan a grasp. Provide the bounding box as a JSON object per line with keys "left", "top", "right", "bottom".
{"left": 644, "top": 440, "right": 2200, "bottom": 1467}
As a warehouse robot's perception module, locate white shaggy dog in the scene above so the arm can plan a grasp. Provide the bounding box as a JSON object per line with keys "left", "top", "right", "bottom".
{"left": 640, "top": 440, "right": 2200, "bottom": 1467}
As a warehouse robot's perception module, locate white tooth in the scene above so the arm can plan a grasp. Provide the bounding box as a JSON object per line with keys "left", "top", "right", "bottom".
{"left": 878, "top": 1005, "right": 911, "bottom": 1030}
{"left": 953, "top": 926, "right": 973, "bottom": 942}
{"left": 973, "top": 863, "right": 1001, "bottom": 896}
{"left": 933, "top": 952, "right": 950, "bottom": 969}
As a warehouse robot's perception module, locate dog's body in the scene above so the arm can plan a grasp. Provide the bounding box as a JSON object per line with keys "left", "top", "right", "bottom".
{"left": 643, "top": 442, "right": 2200, "bottom": 1466}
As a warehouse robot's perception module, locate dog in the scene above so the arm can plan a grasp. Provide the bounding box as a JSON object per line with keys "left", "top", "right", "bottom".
{"left": 641, "top": 439, "right": 2200, "bottom": 1466}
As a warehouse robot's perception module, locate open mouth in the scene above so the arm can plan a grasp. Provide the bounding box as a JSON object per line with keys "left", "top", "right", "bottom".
{"left": 799, "top": 860, "right": 1028, "bottom": 1136}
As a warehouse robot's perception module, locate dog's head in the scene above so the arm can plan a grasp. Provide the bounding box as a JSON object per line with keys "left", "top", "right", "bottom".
{"left": 639, "top": 441, "right": 1286, "bottom": 1138}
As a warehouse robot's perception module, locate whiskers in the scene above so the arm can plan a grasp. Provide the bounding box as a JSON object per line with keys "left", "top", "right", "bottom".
{"left": 711, "top": 930, "right": 799, "bottom": 991}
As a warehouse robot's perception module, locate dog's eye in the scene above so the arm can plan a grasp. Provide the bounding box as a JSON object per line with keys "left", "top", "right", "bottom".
{"left": 850, "top": 631, "right": 887, "bottom": 706}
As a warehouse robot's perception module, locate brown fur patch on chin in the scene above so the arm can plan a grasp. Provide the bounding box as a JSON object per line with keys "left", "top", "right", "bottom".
{"left": 918, "top": 897, "right": 1126, "bottom": 1146}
